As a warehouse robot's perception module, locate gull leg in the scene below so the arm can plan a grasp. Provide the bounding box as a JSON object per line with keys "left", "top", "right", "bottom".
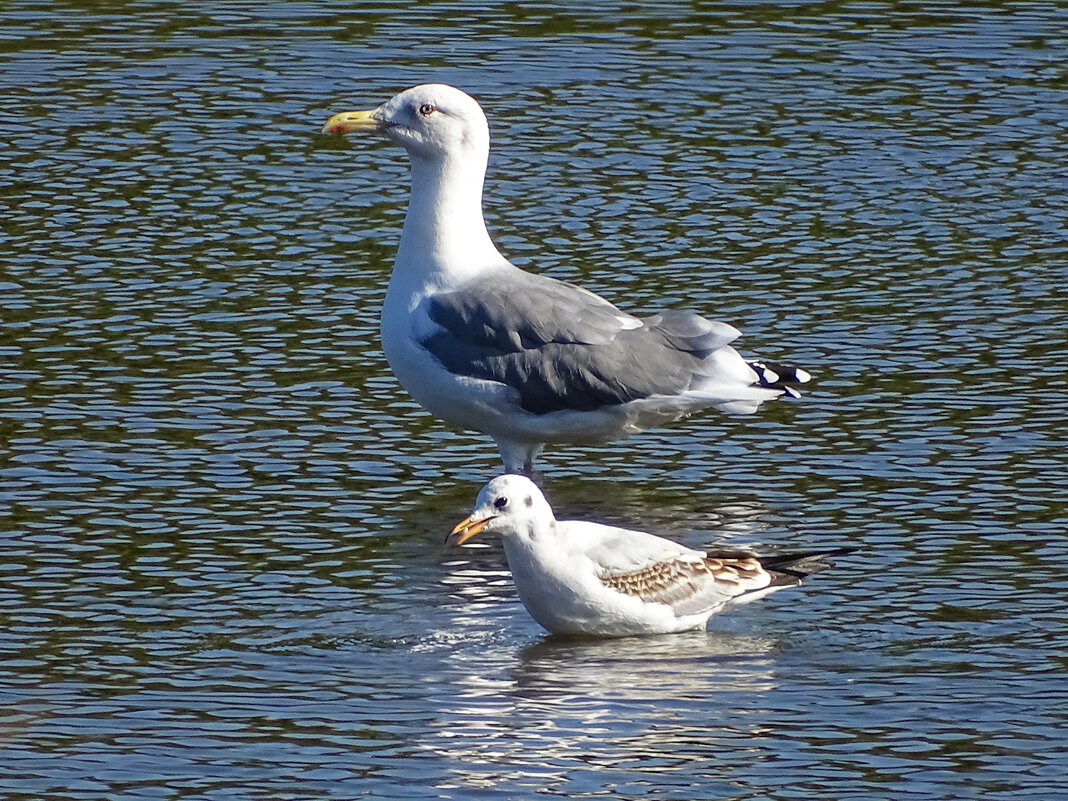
{"left": 521, "top": 444, "right": 545, "bottom": 479}
{"left": 496, "top": 439, "right": 544, "bottom": 478}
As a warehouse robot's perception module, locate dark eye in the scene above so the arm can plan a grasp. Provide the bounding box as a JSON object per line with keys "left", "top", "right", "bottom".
{"left": 419, "top": 103, "right": 436, "bottom": 116}
{"left": 494, "top": 496, "right": 508, "bottom": 510}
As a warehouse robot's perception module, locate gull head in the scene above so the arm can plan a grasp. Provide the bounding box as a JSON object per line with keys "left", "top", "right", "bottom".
{"left": 323, "top": 83, "right": 490, "bottom": 162}
{"left": 448, "top": 474, "right": 555, "bottom": 545}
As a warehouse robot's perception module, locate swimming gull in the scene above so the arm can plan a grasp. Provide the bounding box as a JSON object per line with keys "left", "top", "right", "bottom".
{"left": 447, "top": 474, "right": 855, "bottom": 637}
{"left": 323, "top": 84, "right": 810, "bottom": 474}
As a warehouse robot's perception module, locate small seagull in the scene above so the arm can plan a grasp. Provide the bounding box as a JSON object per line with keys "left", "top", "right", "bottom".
{"left": 447, "top": 474, "right": 855, "bottom": 638}
{"left": 322, "top": 84, "right": 810, "bottom": 475}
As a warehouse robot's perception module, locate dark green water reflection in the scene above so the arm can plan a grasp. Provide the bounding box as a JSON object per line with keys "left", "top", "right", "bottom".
{"left": 2, "top": 2, "right": 1066, "bottom": 799}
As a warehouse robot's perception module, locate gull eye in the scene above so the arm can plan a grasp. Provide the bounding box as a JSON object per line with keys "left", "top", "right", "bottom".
{"left": 493, "top": 496, "right": 509, "bottom": 510}
{"left": 419, "top": 103, "right": 437, "bottom": 116}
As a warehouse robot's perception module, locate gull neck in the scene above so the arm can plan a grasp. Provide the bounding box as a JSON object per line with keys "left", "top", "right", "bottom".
{"left": 394, "top": 150, "right": 506, "bottom": 285}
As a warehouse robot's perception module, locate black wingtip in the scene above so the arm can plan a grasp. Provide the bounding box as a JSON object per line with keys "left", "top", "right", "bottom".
{"left": 758, "top": 547, "right": 859, "bottom": 582}
{"left": 748, "top": 359, "right": 811, "bottom": 396}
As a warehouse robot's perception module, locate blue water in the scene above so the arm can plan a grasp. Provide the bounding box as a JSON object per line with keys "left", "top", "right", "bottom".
{"left": 1, "top": 2, "right": 1066, "bottom": 799}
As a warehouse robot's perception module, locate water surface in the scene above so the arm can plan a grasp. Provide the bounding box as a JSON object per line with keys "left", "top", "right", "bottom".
{"left": 2, "top": 2, "right": 1067, "bottom": 799}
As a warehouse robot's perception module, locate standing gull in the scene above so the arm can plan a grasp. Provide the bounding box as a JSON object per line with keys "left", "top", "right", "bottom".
{"left": 323, "top": 84, "right": 810, "bottom": 474}
{"left": 448, "top": 475, "right": 854, "bottom": 637}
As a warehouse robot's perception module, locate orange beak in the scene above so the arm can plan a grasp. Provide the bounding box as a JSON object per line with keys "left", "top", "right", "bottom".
{"left": 447, "top": 515, "right": 496, "bottom": 546}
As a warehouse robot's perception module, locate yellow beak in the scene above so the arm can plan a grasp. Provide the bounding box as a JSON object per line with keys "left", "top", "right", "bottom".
{"left": 448, "top": 515, "right": 495, "bottom": 546}
{"left": 322, "top": 109, "right": 379, "bottom": 135}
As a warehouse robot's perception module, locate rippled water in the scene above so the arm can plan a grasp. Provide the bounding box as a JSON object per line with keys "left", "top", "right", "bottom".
{"left": 2, "top": 2, "right": 1067, "bottom": 799}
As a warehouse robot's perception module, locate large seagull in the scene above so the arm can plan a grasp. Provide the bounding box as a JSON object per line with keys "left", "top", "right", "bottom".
{"left": 323, "top": 84, "right": 809, "bottom": 474}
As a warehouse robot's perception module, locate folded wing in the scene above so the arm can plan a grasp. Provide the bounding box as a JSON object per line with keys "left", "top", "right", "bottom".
{"left": 420, "top": 270, "right": 747, "bottom": 415}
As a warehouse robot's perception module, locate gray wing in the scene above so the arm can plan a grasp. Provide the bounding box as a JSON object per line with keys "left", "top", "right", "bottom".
{"left": 420, "top": 271, "right": 739, "bottom": 415}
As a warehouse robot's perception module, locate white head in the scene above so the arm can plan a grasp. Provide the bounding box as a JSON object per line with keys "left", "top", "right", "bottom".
{"left": 322, "top": 83, "right": 505, "bottom": 277}
{"left": 449, "top": 474, "right": 556, "bottom": 545}
{"left": 324, "top": 83, "right": 490, "bottom": 164}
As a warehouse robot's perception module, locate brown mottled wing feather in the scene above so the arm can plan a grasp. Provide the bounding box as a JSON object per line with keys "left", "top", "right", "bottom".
{"left": 599, "top": 552, "right": 773, "bottom": 617}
